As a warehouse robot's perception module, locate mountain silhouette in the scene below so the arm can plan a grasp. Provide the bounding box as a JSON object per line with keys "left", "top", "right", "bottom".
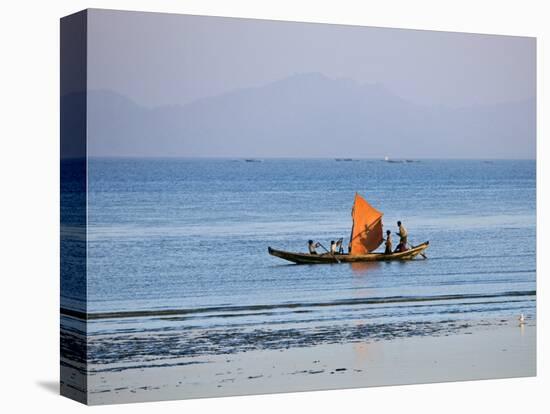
{"left": 85, "top": 72, "right": 535, "bottom": 158}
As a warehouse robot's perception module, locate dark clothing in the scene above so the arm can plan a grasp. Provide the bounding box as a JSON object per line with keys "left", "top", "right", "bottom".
{"left": 394, "top": 242, "right": 408, "bottom": 253}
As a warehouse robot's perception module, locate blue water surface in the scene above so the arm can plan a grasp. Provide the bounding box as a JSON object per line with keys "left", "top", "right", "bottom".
{"left": 75, "top": 159, "right": 535, "bottom": 327}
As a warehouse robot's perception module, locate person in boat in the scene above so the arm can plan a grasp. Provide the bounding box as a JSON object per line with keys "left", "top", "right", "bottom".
{"left": 308, "top": 240, "right": 321, "bottom": 255}
{"left": 335, "top": 238, "right": 344, "bottom": 254}
{"left": 384, "top": 230, "right": 392, "bottom": 254}
{"left": 393, "top": 221, "right": 409, "bottom": 252}
{"left": 394, "top": 241, "right": 407, "bottom": 252}
{"left": 397, "top": 221, "right": 408, "bottom": 247}
{"left": 330, "top": 240, "right": 337, "bottom": 254}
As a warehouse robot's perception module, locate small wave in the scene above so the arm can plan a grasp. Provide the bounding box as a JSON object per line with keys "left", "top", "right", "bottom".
{"left": 61, "top": 290, "right": 536, "bottom": 321}
{"left": 429, "top": 253, "right": 535, "bottom": 262}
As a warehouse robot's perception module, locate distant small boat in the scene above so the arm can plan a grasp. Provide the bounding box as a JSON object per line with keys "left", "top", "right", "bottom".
{"left": 383, "top": 156, "right": 402, "bottom": 163}
{"left": 335, "top": 158, "right": 353, "bottom": 162}
{"left": 244, "top": 159, "right": 263, "bottom": 163}
{"left": 268, "top": 193, "right": 429, "bottom": 264}
{"left": 383, "top": 156, "right": 416, "bottom": 164}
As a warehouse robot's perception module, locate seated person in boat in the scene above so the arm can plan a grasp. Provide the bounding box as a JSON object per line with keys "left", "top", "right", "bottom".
{"left": 384, "top": 230, "right": 392, "bottom": 254}
{"left": 308, "top": 240, "right": 321, "bottom": 254}
{"left": 397, "top": 220, "right": 408, "bottom": 247}
{"left": 335, "top": 238, "right": 344, "bottom": 254}
{"left": 394, "top": 241, "right": 407, "bottom": 253}
{"left": 330, "top": 239, "right": 344, "bottom": 254}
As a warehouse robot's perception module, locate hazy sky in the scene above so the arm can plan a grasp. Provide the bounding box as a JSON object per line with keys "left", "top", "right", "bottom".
{"left": 83, "top": 9, "right": 535, "bottom": 159}
{"left": 87, "top": 9, "right": 535, "bottom": 108}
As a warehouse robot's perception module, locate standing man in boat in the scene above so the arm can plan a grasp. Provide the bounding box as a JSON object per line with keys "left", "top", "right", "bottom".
{"left": 396, "top": 221, "right": 408, "bottom": 251}
{"left": 308, "top": 240, "right": 320, "bottom": 255}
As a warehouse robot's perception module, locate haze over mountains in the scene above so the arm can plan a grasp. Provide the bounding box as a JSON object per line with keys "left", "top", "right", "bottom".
{"left": 85, "top": 73, "right": 535, "bottom": 159}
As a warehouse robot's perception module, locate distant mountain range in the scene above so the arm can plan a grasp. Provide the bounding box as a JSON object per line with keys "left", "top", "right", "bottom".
{"left": 80, "top": 72, "right": 534, "bottom": 158}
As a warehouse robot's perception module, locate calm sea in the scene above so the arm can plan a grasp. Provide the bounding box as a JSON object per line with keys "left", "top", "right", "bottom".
{"left": 61, "top": 158, "right": 536, "bottom": 371}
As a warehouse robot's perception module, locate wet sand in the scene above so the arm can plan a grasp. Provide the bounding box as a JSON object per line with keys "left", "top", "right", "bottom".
{"left": 78, "top": 321, "right": 535, "bottom": 405}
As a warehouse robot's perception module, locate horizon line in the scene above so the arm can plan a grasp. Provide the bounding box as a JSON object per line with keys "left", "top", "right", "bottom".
{"left": 71, "top": 156, "right": 536, "bottom": 161}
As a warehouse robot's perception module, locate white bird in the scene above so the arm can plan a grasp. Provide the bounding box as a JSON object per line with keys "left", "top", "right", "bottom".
{"left": 518, "top": 313, "right": 526, "bottom": 325}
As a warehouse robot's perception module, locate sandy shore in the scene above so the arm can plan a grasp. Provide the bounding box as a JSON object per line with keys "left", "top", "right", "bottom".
{"left": 77, "top": 321, "right": 535, "bottom": 405}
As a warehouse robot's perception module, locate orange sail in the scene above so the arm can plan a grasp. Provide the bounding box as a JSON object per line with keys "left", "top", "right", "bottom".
{"left": 349, "top": 193, "right": 384, "bottom": 254}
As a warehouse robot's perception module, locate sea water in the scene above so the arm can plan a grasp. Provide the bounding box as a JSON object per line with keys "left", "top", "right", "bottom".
{"left": 61, "top": 159, "right": 536, "bottom": 371}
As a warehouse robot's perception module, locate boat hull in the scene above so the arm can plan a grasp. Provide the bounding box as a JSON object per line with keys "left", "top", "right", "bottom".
{"left": 268, "top": 242, "right": 429, "bottom": 264}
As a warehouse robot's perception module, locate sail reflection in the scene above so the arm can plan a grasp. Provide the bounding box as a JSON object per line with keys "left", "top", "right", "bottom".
{"left": 350, "top": 261, "right": 381, "bottom": 275}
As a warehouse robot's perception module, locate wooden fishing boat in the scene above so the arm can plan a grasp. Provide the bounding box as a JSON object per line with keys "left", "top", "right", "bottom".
{"left": 268, "top": 242, "right": 429, "bottom": 264}
{"left": 268, "top": 192, "right": 429, "bottom": 264}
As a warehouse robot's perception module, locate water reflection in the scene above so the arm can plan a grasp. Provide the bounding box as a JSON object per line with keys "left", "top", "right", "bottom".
{"left": 350, "top": 261, "right": 381, "bottom": 276}
{"left": 350, "top": 261, "right": 383, "bottom": 368}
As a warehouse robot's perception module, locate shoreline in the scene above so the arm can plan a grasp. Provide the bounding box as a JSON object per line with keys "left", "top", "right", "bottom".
{"left": 77, "top": 320, "right": 535, "bottom": 405}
